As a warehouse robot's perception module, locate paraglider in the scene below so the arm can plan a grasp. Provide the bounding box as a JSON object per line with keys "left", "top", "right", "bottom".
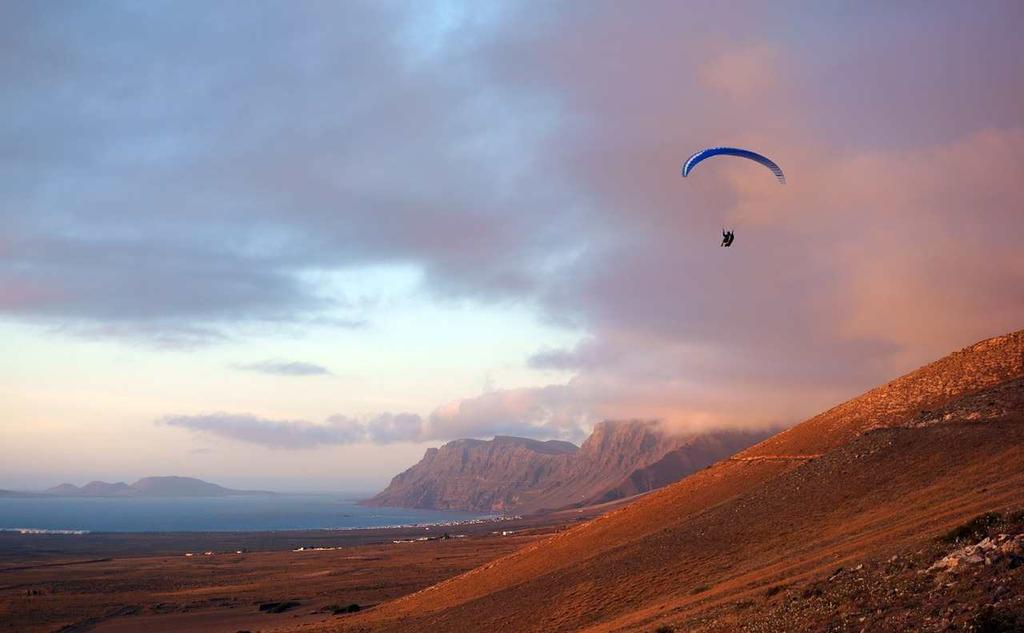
{"left": 681, "top": 147, "right": 785, "bottom": 183}
{"left": 681, "top": 146, "right": 785, "bottom": 246}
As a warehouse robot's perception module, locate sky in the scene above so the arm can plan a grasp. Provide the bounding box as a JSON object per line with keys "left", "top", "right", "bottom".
{"left": 2, "top": 1, "right": 1023, "bottom": 491}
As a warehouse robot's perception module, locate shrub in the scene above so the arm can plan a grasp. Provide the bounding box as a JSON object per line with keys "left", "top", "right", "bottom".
{"left": 801, "top": 584, "right": 824, "bottom": 599}
{"left": 972, "top": 605, "right": 1021, "bottom": 633}
{"left": 941, "top": 512, "right": 1003, "bottom": 544}
{"left": 258, "top": 601, "right": 300, "bottom": 613}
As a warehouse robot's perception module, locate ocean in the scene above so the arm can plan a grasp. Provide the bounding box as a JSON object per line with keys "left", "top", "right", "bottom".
{"left": 0, "top": 495, "right": 487, "bottom": 533}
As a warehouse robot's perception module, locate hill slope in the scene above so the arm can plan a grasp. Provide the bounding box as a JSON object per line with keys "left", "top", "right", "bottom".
{"left": 365, "top": 423, "right": 769, "bottom": 513}
{"left": 324, "top": 330, "right": 1024, "bottom": 632}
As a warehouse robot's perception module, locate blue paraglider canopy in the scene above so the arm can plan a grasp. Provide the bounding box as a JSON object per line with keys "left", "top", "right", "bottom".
{"left": 681, "top": 147, "right": 785, "bottom": 184}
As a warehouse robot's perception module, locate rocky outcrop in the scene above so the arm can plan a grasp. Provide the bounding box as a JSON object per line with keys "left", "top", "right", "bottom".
{"left": 365, "top": 422, "right": 770, "bottom": 513}
{"left": 928, "top": 533, "right": 1024, "bottom": 573}
{"left": 905, "top": 377, "right": 1024, "bottom": 428}
{"left": 740, "top": 330, "right": 1024, "bottom": 458}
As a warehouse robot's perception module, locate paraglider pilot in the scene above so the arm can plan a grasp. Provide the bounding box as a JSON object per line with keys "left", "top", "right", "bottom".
{"left": 681, "top": 146, "right": 785, "bottom": 248}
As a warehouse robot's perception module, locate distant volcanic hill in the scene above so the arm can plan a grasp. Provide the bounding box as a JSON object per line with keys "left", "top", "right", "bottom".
{"left": 0, "top": 489, "right": 35, "bottom": 498}
{"left": 365, "top": 422, "right": 772, "bottom": 513}
{"left": 328, "top": 330, "right": 1024, "bottom": 633}
{"left": 44, "top": 476, "right": 272, "bottom": 497}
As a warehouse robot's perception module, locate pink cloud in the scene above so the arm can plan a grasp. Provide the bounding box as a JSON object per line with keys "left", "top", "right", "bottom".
{"left": 700, "top": 44, "right": 780, "bottom": 99}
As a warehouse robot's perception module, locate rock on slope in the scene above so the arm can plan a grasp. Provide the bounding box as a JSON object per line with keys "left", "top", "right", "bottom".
{"left": 323, "top": 330, "right": 1024, "bottom": 633}
{"left": 365, "top": 422, "right": 771, "bottom": 513}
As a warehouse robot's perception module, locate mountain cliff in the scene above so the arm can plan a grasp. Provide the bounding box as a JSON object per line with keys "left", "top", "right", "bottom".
{"left": 364, "top": 436, "right": 577, "bottom": 512}
{"left": 365, "top": 421, "right": 770, "bottom": 513}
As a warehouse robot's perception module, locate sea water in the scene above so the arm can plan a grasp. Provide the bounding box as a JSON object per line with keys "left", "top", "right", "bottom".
{"left": 0, "top": 495, "right": 487, "bottom": 533}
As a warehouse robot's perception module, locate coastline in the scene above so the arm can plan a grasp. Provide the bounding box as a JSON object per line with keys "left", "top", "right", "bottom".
{"left": 0, "top": 499, "right": 627, "bottom": 563}
{"left": 0, "top": 513, "right": 516, "bottom": 537}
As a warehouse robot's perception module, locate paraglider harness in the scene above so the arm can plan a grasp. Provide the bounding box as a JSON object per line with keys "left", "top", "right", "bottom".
{"left": 721, "top": 229, "right": 735, "bottom": 247}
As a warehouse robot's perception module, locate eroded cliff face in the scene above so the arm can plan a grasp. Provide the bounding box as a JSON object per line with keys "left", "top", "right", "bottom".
{"left": 588, "top": 430, "right": 779, "bottom": 504}
{"left": 365, "top": 437, "right": 578, "bottom": 512}
{"left": 364, "top": 422, "right": 770, "bottom": 513}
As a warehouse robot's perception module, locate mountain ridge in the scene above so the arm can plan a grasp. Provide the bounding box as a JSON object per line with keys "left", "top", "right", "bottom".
{"left": 365, "top": 422, "right": 771, "bottom": 513}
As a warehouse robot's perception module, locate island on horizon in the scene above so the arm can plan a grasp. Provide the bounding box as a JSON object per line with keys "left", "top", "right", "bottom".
{"left": 28, "top": 476, "right": 276, "bottom": 498}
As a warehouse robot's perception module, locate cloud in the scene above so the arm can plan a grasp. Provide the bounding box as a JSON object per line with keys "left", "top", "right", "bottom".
{"left": 162, "top": 412, "right": 434, "bottom": 449}
{"left": 700, "top": 44, "right": 780, "bottom": 99}
{"left": 425, "top": 385, "right": 592, "bottom": 441}
{"left": 528, "top": 338, "right": 618, "bottom": 371}
{"left": 358, "top": 413, "right": 427, "bottom": 444}
{"left": 161, "top": 413, "right": 368, "bottom": 450}
{"left": 9, "top": 3, "right": 1024, "bottom": 441}
{"left": 234, "top": 359, "right": 332, "bottom": 377}
{"left": 496, "top": 3, "right": 1024, "bottom": 429}
{"left": 160, "top": 396, "right": 592, "bottom": 449}
{"left": 0, "top": 2, "right": 584, "bottom": 345}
